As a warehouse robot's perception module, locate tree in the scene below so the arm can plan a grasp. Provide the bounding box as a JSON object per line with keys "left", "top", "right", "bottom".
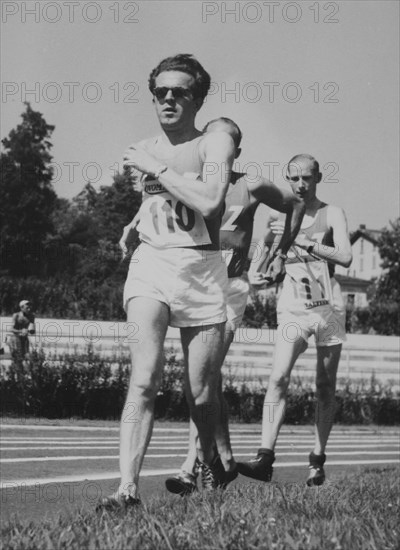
{"left": 369, "top": 218, "right": 400, "bottom": 335}
{"left": 0, "top": 103, "right": 57, "bottom": 276}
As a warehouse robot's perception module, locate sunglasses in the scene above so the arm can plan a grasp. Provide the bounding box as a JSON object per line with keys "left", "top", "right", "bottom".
{"left": 285, "top": 175, "right": 314, "bottom": 183}
{"left": 153, "top": 87, "right": 193, "bottom": 101}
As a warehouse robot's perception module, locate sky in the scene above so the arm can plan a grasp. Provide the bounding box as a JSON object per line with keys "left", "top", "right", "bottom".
{"left": 1, "top": 0, "right": 399, "bottom": 239}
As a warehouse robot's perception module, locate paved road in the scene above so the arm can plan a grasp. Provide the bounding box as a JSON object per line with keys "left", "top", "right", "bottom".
{"left": 1, "top": 422, "right": 399, "bottom": 522}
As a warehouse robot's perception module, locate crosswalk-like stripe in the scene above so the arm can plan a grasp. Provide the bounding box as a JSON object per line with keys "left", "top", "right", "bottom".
{"left": 1, "top": 451, "right": 399, "bottom": 464}
{"left": 2, "top": 424, "right": 399, "bottom": 435}
{"left": 2, "top": 459, "right": 399, "bottom": 488}
{"left": 1, "top": 443, "right": 399, "bottom": 452}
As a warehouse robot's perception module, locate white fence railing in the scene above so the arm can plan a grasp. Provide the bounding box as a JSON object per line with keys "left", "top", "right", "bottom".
{"left": 1, "top": 317, "right": 399, "bottom": 385}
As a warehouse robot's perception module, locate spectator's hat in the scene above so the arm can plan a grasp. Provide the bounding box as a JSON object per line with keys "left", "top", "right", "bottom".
{"left": 19, "top": 300, "right": 31, "bottom": 308}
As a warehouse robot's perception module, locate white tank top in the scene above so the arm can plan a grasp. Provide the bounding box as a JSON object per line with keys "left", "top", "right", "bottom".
{"left": 136, "top": 135, "right": 213, "bottom": 248}
{"left": 277, "top": 204, "right": 338, "bottom": 313}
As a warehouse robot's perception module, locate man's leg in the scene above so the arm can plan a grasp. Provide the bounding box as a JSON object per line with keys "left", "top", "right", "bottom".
{"left": 165, "top": 324, "right": 236, "bottom": 495}
{"left": 237, "top": 328, "right": 307, "bottom": 481}
{"left": 98, "top": 297, "right": 169, "bottom": 509}
{"left": 307, "top": 343, "right": 342, "bottom": 486}
{"left": 181, "top": 322, "right": 226, "bottom": 488}
{"left": 214, "top": 326, "right": 236, "bottom": 472}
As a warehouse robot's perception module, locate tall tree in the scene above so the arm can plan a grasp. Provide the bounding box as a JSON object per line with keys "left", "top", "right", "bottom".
{"left": 0, "top": 103, "right": 57, "bottom": 276}
{"left": 369, "top": 218, "right": 400, "bottom": 334}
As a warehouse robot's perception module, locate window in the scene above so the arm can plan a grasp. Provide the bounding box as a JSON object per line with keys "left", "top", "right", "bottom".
{"left": 372, "top": 255, "right": 376, "bottom": 270}
{"left": 347, "top": 294, "right": 355, "bottom": 306}
{"left": 360, "top": 258, "right": 364, "bottom": 272}
{"left": 360, "top": 239, "right": 364, "bottom": 254}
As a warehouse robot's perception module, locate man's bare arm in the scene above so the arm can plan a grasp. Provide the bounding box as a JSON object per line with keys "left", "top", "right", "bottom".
{"left": 119, "top": 211, "right": 140, "bottom": 259}
{"left": 123, "top": 132, "right": 235, "bottom": 219}
{"left": 293, "top": 206, "right": 352, "bottom": 267}
{"left": 248, "top": 178, "right": 305, "bottom": 255}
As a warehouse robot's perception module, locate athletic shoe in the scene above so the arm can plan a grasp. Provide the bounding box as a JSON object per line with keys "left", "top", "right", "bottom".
{"left": 199, "top": 454, "right": 226, "bottom": 490}
{"left": 222, "top": 464, "right": 239, "bottom": 488}
{"left": 306, "top": 451, "right": 326, "bottom": 486}
{"left": 165, "top": 470, "right": 198, "bottom": 496}
{"left": 237, "top": 448, "right": 275, "bottom": 482}
{"left": 95, "top": 491, "right": 141, "bottom": 512}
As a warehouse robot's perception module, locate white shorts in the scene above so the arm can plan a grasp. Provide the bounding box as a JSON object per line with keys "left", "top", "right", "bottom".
{"left": 123, "top": 243, "right": 227, "bottom": 328}
{"left": 277, "top": 276, "right": 346, "bottom": 347}
{"left": 226, "top": 276, "right": 250, "bottom": 328}
{"left": 277, "top": 305, "right": 346, "bottom": 347}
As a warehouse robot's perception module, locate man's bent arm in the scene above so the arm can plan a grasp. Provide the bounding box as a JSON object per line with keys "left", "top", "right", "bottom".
{"left": 157, "top": 132, "right": 235, "bottom": 218}
{"left": 295, "top": 206, "right": 352, "bottom": 267}
{"left": 249, "top": 178, "right": 306, "bottom": 255}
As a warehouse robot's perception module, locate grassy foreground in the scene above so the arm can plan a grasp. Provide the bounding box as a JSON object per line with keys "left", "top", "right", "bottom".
{"left": 2, "top": 467, "right": 399, "bottom": 550}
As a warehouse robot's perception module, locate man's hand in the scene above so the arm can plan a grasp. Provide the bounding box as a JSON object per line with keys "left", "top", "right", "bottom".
{"left": 263, "top": 255, "right": 286, "bottom": 286}
{"left": 249, "top": 271, "right": 268, "bottom": 288}
{"left": 123, "top": 145, "right": 162, "bottom": 177}
{"left": 119, "top": 218, "right": 139, "bottom": 260}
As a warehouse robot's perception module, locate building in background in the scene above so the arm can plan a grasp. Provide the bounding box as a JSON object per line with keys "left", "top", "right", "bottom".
{"left": 336, "top": 224, "right": 384, "bottom": 308}
{"left": 336, "top": 224, "right": 383, "bottom": 280}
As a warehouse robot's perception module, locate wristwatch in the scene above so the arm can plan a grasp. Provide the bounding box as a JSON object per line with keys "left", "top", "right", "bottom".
{"left": 307, "top": 243, "right": 315, "bottom": 255}
{"left": 153, "top": 164, "right": 168, "bottom": 179}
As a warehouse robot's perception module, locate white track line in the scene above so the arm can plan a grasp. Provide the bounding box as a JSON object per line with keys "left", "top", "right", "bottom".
{"left": 1, "top": 443, "right": 399, "bottom": 452}
{"left": 2, "top": 459, "right": 399, "bottom": 488}
{"left": 2, "top": 424, "right": 398, "bottom": 435}
{"left": 2, "top": 451, "right": 399, "bottom": 464}
{"left": 2, "top": 436, "right": 398, "bottom": 444}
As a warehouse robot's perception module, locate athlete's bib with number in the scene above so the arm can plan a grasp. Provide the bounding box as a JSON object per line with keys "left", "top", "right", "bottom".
{"left": 280, "top": 256, "right": 333, "bottom": 311}
{"left": 135, "top": 136, "right": 212, "bottom": 248}
{"left": 277, "top": 205, "right": 335, "bottom": 312}
{"left": 138, "top": 177, "right": 211, "bottom": 248}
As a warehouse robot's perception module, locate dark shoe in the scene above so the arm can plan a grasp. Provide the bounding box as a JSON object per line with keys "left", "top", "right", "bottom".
{"left": 222, "top": 465, "right": 239, "bottom": 488}
{"left": 306, "top": 452, "right": 326, "bottom": 486}
{"left": 165, "top": 470, "right": 198, "bottom": 496}
{"left": 95, "top": 491, "right": 141, "bottom": 512}
{"left": 237, "top": 448, "right": 275, "bottom": 482}
{"left": 199, "top": 455, "right": 226, "bottom": 490}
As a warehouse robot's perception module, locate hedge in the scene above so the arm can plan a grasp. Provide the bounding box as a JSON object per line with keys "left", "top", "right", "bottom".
{"left": 1, "top": 349, "right": 399, "bottom": 425}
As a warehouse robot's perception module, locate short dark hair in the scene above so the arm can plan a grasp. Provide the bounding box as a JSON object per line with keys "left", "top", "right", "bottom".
{"left": 203, "top": 117, "right": 243, "bottom": 148}
{"left": 288, "top": 154, "right": 320, "bottom": 175}
{"left": 148, "top": 54, "right": 211, "bottom": 105}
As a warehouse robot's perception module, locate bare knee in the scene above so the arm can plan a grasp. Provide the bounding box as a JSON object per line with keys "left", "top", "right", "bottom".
{"left": 127, "top": 368, "right": 162, "bottom": 403}
{"left": 268, "top": 374, "right": 290, "bottom": 397}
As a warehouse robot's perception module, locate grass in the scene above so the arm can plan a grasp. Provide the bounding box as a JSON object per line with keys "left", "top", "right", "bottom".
{"left": 2, "top": 467, "right": 399, "bottom": 550}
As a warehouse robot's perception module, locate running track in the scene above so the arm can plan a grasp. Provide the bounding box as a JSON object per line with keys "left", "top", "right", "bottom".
{"left": 1, "top": 422, "right": 399, "bottom": 522}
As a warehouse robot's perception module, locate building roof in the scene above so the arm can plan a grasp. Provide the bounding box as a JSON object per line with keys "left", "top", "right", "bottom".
{"left": 335, "top": 274, "right": 373, "bottom": 291}
{"left": 350, "top": 224, "right": 383, "bottom": 246}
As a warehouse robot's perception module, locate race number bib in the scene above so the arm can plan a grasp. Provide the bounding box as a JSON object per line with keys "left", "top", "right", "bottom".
{"left": 137, "top": 172, "right": 211, "bottom": 248}
{"left": 286, "top": 259, "right": 333, "bottom": 309}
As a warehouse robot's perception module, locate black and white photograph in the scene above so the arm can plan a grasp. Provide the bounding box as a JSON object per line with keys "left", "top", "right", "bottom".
{"left": 1, "top": 1, "right": 399, "bottom": 548}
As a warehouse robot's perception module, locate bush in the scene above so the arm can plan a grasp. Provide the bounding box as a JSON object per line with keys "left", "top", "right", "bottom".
{"left": 0, "top": 275, "right": 125, "bottom": 320}
{"left": 1, "top": 350, "right": 399, "bottom": 424}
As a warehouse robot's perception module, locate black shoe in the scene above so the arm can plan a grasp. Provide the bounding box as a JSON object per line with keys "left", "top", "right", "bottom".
{"left": 165, "top": 470, "right": 198, "bottom": 496}
{"left": 222, "top": 464, "right": 239, "bottom": 488}
{"left": 199, "top": 455, "right": 226, "bottom": 490}
{"left": 95, "top": 491, "right": 141, "bottom": 512}
{"left": 237, "top": 448, "right": 275, "bottom": 482}
{"left": 306, "top": 452, "right": 326, "bottom": 486}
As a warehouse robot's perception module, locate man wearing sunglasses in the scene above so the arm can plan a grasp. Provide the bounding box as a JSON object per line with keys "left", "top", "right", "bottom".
{"left": 97, "top": 54, "right": 238, "bottom": 510}
{"left": 238, "top": 154, "right": 352, "bottom": 486}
